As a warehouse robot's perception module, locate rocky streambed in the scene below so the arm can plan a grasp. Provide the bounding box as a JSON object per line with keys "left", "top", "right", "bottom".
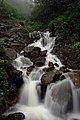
{"left": 0, "top": 16, "right": 80, "bottom": 120}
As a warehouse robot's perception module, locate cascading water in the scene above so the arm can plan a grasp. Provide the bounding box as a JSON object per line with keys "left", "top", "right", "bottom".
{"left": 4, "top": 31, "right": 80, "bottom": 120}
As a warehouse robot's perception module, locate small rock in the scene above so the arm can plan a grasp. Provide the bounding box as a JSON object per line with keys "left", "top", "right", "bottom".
{"left": 60, "top": 66, "right": 70, "bottom": 73}
{"left": 27, "top": 65, "right": 34, "bottom": 75}
{"left": 47, "top": 62, "right": 54, "bottom": 72}
{"left": 8, "top": 112, "right": 25, "bottom": 120}
{"left": 24, "top": 46, "right": 34, "bottom": 54}
{"left": 40, "top": 50, "right": 47, "bottom": 56}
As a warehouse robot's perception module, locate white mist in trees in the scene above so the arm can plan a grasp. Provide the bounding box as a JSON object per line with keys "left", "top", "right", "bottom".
{"left": 6, "top": 0, "right": 34, "bottom": 19}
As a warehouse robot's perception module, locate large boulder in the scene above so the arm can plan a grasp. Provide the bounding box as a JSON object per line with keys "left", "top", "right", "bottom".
{"left": 45, "top": 80, "right": 73, "bottom": 116}
{"left": 24, "top": 46, "right": 41, "bottom": 62}
{"left": 41, "top": 69, "right": 62, "bottom": 85}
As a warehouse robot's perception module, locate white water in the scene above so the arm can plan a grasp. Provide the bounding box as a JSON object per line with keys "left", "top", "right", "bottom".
{"left": 5, "top": 31, "right": 80, "bottom": 120}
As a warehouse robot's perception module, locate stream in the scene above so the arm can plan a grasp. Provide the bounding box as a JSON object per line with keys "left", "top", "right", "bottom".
{"left": 4, "top": 31, "right": 80, "bottom": 120}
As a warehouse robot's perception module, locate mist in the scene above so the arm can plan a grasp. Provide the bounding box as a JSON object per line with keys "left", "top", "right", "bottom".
{"left": 6, "top": 0, "right": 35, "bottom": 19}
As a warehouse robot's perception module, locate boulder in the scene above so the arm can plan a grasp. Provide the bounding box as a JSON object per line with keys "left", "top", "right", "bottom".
{"left": 29, "top": 31, "right": 40, "bottom": 41}
{"left": 24, "top": 46, "right": 34, "bottom": 54}
{"left": 45, "top": 80, "right": 73, "bottom": 115}
{"left": 35, "top": 56, "right": 46, "bottom": 66}
{"left": 41, "top": 69, "right": 62, "bottom": 85}
{"left": 24, "top": 46, "right": 41, "bottom": 62}
{"left": 5, "top": 48, "right": 17, "bottom": 60}
{"left": 41, "top": 70, "right": 55, "bottom": 85}
{"left": 30, "top": 50, "right": 40, "bottom": 61}
{"left": 8, "top": 112, "right": 25, "bottom": 120}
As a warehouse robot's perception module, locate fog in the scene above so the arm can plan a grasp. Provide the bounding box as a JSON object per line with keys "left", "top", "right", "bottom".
{"left": 6, "top": 0, "right": 35, "bottom": 18}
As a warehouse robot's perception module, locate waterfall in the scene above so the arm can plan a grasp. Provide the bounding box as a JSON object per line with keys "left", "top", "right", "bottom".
{"left": 4, "top": 31, "right": 80, "bottom": 120}
{"left": 69, "top": 80, "right": 80, "bottom": 113}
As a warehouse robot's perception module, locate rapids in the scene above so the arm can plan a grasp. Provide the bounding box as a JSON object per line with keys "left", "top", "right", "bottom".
{"left": 4, "top": 31, "right": 80, "bottom": 120}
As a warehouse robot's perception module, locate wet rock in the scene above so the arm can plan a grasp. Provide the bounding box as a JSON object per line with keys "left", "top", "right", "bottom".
{"left": 54, "top": 63, "right": 59, "bottom": 67}
{"left": 8, "top": 112, "right": 25, "bottom": 120}
{"left": 72, "top": 71, "right": 80, "bottom": 87}
{"left": 47, "top": 62, "right": 54, "bottom": 72}
{"left": 41, "top": 84, "right": 47, "bottom": 99}
{"left": 60, "top": 66, "right": 71, "bottom": 73}
{"left": 27, "top": 65, "right": 34, "bottom": 75}
{"left": 41, "top": 70, "right": 55, "bottom": 85}
{"left": 60, "top": 75, "right": 66, "bottom": 80}
{"left": 5, "top": 48, "right": 17, "bottom": 60}
{"left": 30, "top": 50, "right": 40, "bottom": 61}
{"left": 41, "top": 69, "right": 62, "bottom": 85}
{"left": 50, "top": 80, "right": 73, "bottom": 114}
{"left": 24, "top": 46, "right": 41, "bottom": 61}
{"left": 24, "top": 46, "right": 34, "bottom": 54}
{"left": 40, "top": 50, "right": 47, "bottom": 56}
{"left": 36, "top": 56, "right": 46, "bottom": 66}
{"left": 51, "top": 72, "right": 62, "bottom": 83}
{"left": 29, "top": 31, "right": 40, "bottom": 41}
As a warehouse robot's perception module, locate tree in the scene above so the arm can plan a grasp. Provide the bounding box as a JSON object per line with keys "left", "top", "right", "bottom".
{"left": 31, "top": 0, "right": 76, "bottom": 23}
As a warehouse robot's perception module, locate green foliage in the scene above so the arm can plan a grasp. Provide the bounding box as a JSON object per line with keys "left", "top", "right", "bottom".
{"left": 67, "top": 42, "right": 80, "bottom": 66}
{"left": 48, "top": 0, "right": 80, "bottom": 36}
{"left": 0, "top": 39, "right": 17, "bottom": 104}
{"left": 25, "top": 21, "right": 43, "bottom": 31}
{"left": 32, "top": 0, "right": 76, "bottom": 23}
{"left": 0, "top": 0, "right": 26, "bottom": 19}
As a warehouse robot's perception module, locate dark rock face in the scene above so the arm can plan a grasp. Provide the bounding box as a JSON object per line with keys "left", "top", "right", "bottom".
{"left": 23, "top": 46, "right": 46, "bottom": 66}
{"left": 8, "top": 112, "right": 25, "bottom": 120}
{"left": 4, "top": 61, "right": 23, "bottom": 88}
